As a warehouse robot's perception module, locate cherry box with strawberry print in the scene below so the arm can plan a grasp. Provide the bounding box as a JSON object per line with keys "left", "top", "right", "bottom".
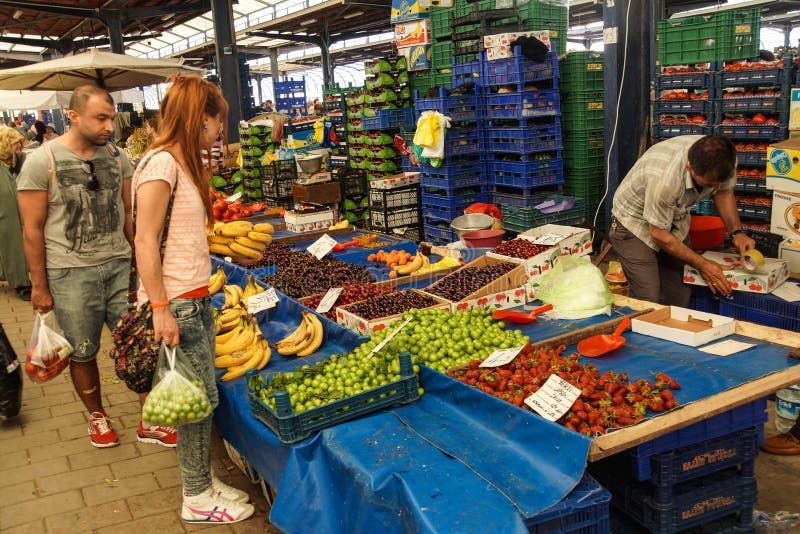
{"left": 632, "top": 306, "right": 735, "bottom": 347}
{"left": 683, "top": 251, "right": 790, "bottom": 295}
{"left": 284, "top": 208, "right": 335, "bottom": 233}
{"left": 513, "top": 224, "right": 592, "bottom": 278}
{"left": 369, "top": 172, "right": 421, "bottom": 190}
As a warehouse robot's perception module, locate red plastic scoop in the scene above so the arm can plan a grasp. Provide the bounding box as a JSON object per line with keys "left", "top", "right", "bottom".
{"left": 332, "top": 240, "right": 358, "bottom": 252}
{"left": 492, "top": 303, "right": 553, "bottom": 324}
{"left": 577, "top": 317, "right": 631, "bottom": 358}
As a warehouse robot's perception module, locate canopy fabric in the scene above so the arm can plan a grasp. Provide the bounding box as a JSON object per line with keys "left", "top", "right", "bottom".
{"left": 0, "top": 49, "right": 203, "bottom": 91}
{"left": 0, "top": 88, "right": 145, "bottom": 110}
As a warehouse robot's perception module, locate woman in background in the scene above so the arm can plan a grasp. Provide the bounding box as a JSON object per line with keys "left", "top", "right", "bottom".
{"left": 133, "top": 75, "right": 255, "bottom": 524}
{"left": 0, "top": 127, "right": 31, "bottom": 300}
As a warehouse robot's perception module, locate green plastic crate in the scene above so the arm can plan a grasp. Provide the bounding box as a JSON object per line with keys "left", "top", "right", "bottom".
{"left": 431, "top": 42, "right": 453, "bottom": 71}
{"left": 411, "top": 72, "right": 452, "bottom": 95}
{"left": 715, "top": 8, "right": 761, "bottom": 62}
{"left": 561, "top": 92, "right": 605, "bottom": 132}
{"left": 563, "top": 130, "right": 605, "bottom": 171}
{"left": 560, "top": 51, "right": 604, "bottom": 94}
{"left": 430, "top": 7, "right": 453, "bottom": 41}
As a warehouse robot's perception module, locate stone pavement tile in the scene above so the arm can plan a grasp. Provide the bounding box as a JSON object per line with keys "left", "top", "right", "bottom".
{"left": 1, "top": 518, "right": 46, "bottom": 534}
{"left": 95, "top": 510, "right": 185, "bottom": 534}
{"left": 83, "top": 472, "right": 161, "bottom": 507}
{"left": 15, "top": 405, "right": 52, "bottom": 423}
{"left": 0, "top": 420, "right": 23, "bottom": 439}
{"left": 23, "top": 410, "right": 87, "bottom": 436}
{"left": 41, "top": 379, "right": 79, "bottom": 397}
{"left": 20, "top": 383, "right": 45, "bottom": 400}
{"left": 228, "top": 512, "right": 273, "bottom": 533}
{"left": 68, "top": 443, "right": 139, "bottom": 470}
{"left": 27, "top": 436, "right": 94, "bottom": 464}
{"left": 0, "top": 449, "right": 29, "bottom": 470}
{"left": 187, "top": 525, "right": 234, "bottom": 533}
{"left": 20, "top": 390, "right": 75, "bottom": 410}
{"left": 155, "top": 466, "right": 183, "bottom": 489}
{"left": 44, "top": 499, "right": 132, "bottom": 534}
{"left": 0, "top": 480, "right": 36, "bottom": 507}
{"left": 112, "top": 399, "right": 143, "bottom": 417}
{"left": 111, "top": 449, "right": 177, "bottom": 480}
{"left": 126, "top": 486, "right": 182, "bottom": 519}
{"left": 136, "top": 439, "right": 177, "bottom": 456}
{"left": 119, "top": 411, "right": 143, "bottom": 431}
{"left": 0, "top": 489, "right": 84, "bottom": 529}
{"left": 50, "top": 399, "right": 89, "bottom": 417}
{"left": 107, "top": 391, "right": 141, "bottom": 406}
{"left": 38, "top": 465, "right": 113, "bottom": 495}
{"left": 4, "top": 457, "right": 70, "bottom": 486}
{"left": 0, "top": 429, "right": 60, "bottom": 455}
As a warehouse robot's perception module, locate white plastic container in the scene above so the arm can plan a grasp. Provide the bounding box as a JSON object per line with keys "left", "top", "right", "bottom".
{"left": 775, "top": 384, "right": 800, "bottom": 433}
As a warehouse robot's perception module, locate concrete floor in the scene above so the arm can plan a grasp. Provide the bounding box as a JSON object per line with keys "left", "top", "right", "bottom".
{"left": 1, "top": 280, "right": 798, "bottom": 532}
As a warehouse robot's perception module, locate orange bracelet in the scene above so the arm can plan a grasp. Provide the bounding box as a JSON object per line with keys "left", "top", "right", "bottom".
{"left": 150, "top": 300, "right": 170, "bottom": 309}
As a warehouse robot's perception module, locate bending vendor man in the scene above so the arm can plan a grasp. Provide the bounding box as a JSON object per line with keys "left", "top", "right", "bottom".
{"left": 610, "top": 134, "right": 755, "bottom": 306}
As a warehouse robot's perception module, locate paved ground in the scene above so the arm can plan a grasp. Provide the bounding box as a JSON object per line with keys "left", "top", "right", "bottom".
{"left": 1, "top": 280, "right": 798, "bottom": 533}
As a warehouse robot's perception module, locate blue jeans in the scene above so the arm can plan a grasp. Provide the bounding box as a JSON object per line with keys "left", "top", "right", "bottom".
{"left": 47, "top": 258, "right": 129, "bottom": 362}
{"left": 170, "top": 296, "right": 219, "bottom": 496}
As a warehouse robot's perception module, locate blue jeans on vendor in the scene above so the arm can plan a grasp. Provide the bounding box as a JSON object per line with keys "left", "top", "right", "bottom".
{"left": 47, "top": 258, "right": 129, "bottom": 361}
{"left": 169, "top": 296, "right": 220, "bottom": 496}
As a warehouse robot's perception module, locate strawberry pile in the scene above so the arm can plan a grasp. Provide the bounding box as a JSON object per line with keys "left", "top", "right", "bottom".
{"left": 448, "top": 344, "right": 681, "bottom": 436}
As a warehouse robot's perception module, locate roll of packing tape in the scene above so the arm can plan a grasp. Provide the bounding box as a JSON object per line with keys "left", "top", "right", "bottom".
{"left": 742, "top": 248, "right": 765, "bottom": 272}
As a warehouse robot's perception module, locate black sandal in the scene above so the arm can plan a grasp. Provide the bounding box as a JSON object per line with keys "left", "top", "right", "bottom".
{"left": 15, "top": 286, "right": 31, "bottom": 301}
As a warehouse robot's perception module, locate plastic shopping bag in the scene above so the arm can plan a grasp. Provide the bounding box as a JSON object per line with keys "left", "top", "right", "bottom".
{"left": 24, "top": 312, "right": 72, "bottom": 383}
{"left": 142, "top": 344, "right": 211, "bottom": 427}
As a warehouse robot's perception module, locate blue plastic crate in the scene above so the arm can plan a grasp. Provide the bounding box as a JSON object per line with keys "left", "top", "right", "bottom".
{"left": 736, "top": 150, "right": 767, "bottom": 167}
{"left": 486, "top": 124, "right": 563, "bottom": 154}
{"left": 718, "top": 277, "right": 799, "bottom": 318}
{"left": 688, "top": 285, "right": 719, "bottom": 314}
{"left": 628, "top": 398, "right": 768, "bottom": 462}
{"left": 719, "top": 67, "right": 788, "bottom": 87}
{"left": 452, "top": 58, "right": 485, "bottom": 87}
{"left": 484, "top": 48, "right": 560, "bottom": 86}
{"left": 721, "top": 96, "right": 787, "bottom": 114}
{"left": 444, "top": 128, "right": 482, "bottom": 156}
{"left": 610, "top": 511, "right": 755, "bottom": 534}
{"left": 594, "top": 466, "right": 756, "bottom": 534}
{"left": 719, "top": 300, "right": 800, "bottom": 331}
{"left": 734, "top": 177, "right": 769, "bottom": 195}
{"left": 361, "top": 108, "right": 414, "bottom": 130}
{"left": 414, "top": 88, "right": 484, "bottom": 123}
{"left": 420, "top": 171, "right": 484, "bottom": 190}
{"left": 691, "top": 198, "right": 717, "bottom": 216}
{"left": 247, "top": 351, "right": 419, "bottom": 443}
{"left": 655, "top": 72, "right": 714, "bottom": 90}
{"left": 654, "top": 99, "right": 714, "bottom": 115}
{"left": 736, "top": 202, "right": 771, "bottom": 221}
{"left": 485, "top": 89, "right": 561, "bottom": 119}
{"left": 422, "top": 191, "right": 489, "bottom": 221}
{"left": 423, "top": 222, "right": 458, "bottom": 242}
{"left": 653, "top": 124, "right": 712, "bottom": 138}
{"left": 489, "top": 159, "right": 565, "bottom": 189}
{"left": 524, "top": 473, "right": 611, "bottom": 533}
{"left": 714, "top": 123, "right": 787, "bottom": 140}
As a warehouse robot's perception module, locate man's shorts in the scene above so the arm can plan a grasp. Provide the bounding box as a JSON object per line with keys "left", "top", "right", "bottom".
{"left": 46, "top": 258, "right": 130, "bottom": 363}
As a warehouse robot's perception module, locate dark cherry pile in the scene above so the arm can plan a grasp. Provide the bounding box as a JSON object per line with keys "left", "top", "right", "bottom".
{"left": 491, "top": 238, "right": 552, "bottom": 260}
{"left": 343, "top": 291, "right": 441, "bottom": 320}
{"left": 246, "top": 243, "right": 294, "bottom": 268}
{"left": 258, "top": 245, "right": 375, "bottom": 298}
{"left": 303, "top": 283, "right": 394, "bottom": 320}
{"left": 426, "top": 263, "right": 516, "bottom": 301}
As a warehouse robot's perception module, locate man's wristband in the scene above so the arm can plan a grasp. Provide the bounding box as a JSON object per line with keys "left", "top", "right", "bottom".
{"left": 151, "top": 300, "right": 170, "bottom": 309}
{"left": 728, "top": 229, "right": 746, "bottom": 240}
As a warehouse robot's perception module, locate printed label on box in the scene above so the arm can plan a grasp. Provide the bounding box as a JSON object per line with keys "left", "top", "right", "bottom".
{"left": 395, "top": 19, "right": 430, "bottom": 47}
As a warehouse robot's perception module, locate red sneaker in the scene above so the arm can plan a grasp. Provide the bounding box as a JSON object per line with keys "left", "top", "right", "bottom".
{"left": 138, "top": 421, "right": 177, "bottom": 448}
{"left": 88, "top": 412, "right": 119, "bottom": 448}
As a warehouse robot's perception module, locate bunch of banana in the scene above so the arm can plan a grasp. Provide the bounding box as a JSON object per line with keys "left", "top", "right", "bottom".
{"left": 216, "top": 305, "right": 246, "bottom": 333}
{"left": 215, "top": 318, "right": 260, "bottom": 356}
{"left": 208, "top": 266, "right": 227, "bottom": 294}
{"left": 242, "top": 275, "right": 265, "bottom": 301}
{"left": 208, "top": 221, "right": 275, "bottom": 258}
{"left": 275, "top": 311, "right": 324, "bottom": 357}
{"left": 415, "top": 255, "right": 461, "bottom": 274}
{"left": 218, "top": 338, "right": 271, "bottom": 381}
{"left": 222, "top": 284, "right": 244, "bottom": 309}
{"left": 393, "top": 253, "right": 430, "bottom": 276}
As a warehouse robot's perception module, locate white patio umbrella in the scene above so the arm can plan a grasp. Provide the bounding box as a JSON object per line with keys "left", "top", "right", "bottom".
{"left": 0, "top": 49, "right": 204, "bottom": 91}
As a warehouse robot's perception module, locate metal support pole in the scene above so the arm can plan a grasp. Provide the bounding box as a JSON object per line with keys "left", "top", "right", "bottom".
{"left": 320, "top": 26, "right": 332, "bottom": 90}
{"left": 602, "top": 0, "right": 652, "bottom": 230}
{"left": 254, "top": 75, "right": 262, "bottom": 106}
{"left": 269, "top": 48, "right": 280, "bottom": 100}
{"left": 105, "top": 10, "right": 125, "bottom": 54}
{"left": 211, "top": 0, "right": 242, "bottom": 142}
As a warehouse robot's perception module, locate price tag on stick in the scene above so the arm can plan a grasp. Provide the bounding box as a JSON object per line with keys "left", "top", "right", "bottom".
{"left": 226, "top": 192, "right": 243, "bottom": 203}
{"left": 316, "top": 287, "right": 343, "bottom": 313}
{"left": 524, "top": 374, "right": 582, "bottom": 422}
{"left": 247, "top": 288, "right": 279, "bottom": 314}
{"left": 307, "top": 234, "right": 338, "bottom": 260}
{"left": 480, "top": 345, "right": 526, "bottom": 368}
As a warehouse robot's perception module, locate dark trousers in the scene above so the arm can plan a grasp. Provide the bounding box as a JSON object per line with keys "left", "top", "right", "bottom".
{"left": 609, "top": 218, "right": 692, "bottom": 307}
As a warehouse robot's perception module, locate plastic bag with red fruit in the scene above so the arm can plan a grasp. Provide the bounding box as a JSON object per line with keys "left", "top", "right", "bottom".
{"left": 25, "top": 312, "right": 72, "bottom": 383}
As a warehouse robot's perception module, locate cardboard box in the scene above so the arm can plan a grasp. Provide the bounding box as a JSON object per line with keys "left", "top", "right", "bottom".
{"left": 391, "top": 0, "right": 429, "bottom": 23}
{"left": 397, "top": 44, "right": 431, "bottom": 71}
{"left": 519, "top": 224, "right": 593, "bottom": 277}
{"left": 766, "top": 138, "right": 800, "bottom": 194}
{"left": 292, "top": 181, "right": 341, "bottom": 204}
{"left": 631, "top": 306, "right": 736, "bottom": 347}
{"left": 421, "top": 256, "right": 529, "bottom": 312}
{"left": 370, "top": 172, "right": 421, "bottom": 190}
{"left": 483, "top": 30, "right": 552, "bottom": 51}
{"left": 779, "top": 238, "right": 800, "bottom": 277}
{"left": 284, "top": 209, "right": 334, "bottom": 233}
{"left": 395, "top": 19, "right": 430, "bottom": 47}
{"left": 789, "top": 88, "right": 800, "bottom": 131}
{"left": 771, "top": 189, "right": 800, "bottom": 239}
{"left": 683, "top": 250, "right": 790, "bottom": 295}
{"left": 335, "top": 290, "right": 449, "bottom": 335}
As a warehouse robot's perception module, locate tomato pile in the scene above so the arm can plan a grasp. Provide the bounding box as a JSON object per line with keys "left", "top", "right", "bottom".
{"left": 737, "top": 196, "right": 772, "bottom": 207}
{"left": 303, "top": 283, "right": 394, "bottom": 320}
{"left": 723, "top": 88, "right": 781, "bottom": 99}
{"left": 734, "top": 142, "right": 769, "bottom": 152}
{"left": 737, "top": 168, "right": 766, "bottom": 179}
{"left": 448, "top": 344, "right": 682, "bottom": 436}
{"left": 723, "top": 60, "right": 782, "bottom": 71}
{"left": 662, "top": 65, "right": 707, "bottom": 74}
{"left": 491, "top": 238, "right": 552, "bottom": 260}
{"left": 659, "top": 89, "right": 708, "bottom": 100}
{"left": 659, "top": 114, "right": 708, "bottom": 125}
{"left": 211, "top": 189, "right": 266, "bottom": 222}
{"left": 720, "top": 113, "right": 780, "bottom": 125}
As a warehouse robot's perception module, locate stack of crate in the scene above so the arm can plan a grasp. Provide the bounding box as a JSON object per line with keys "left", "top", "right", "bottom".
{"left": 345, "top": 84, "right": 367, "bottom": 173}
{"left": 590, "top": 398, "right": 767, "bottom": 533}
{"left": 323, "top": 83, "right": 349, "bottom": 171}
{"left": 238, "top": 122, "right": 274, "bottom": 202}
{"left": 274, "top": 77, "right": 307, "bottom": 117}
{"left": 261, "top": 160, "right": 297, "bottom": 210}
{"left": 560, "top": 51, "right": 605, "bottom": 226}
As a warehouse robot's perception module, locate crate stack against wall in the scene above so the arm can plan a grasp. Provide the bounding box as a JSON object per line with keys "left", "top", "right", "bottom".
{"left": 590, "top": 398, "right": 767, "bottom": 534}
{"left": 560, "top": 50, "right": 605, "bottom": 226}
{"left": 238, "top": 122, "right": 274, "bottom": 202}
{"left": 345, "top": 84, "right": 367, "bottom": 173}
{"left": 274, "top": 77, "right": 307, "bottom": 117}
{"left": 484, "top": 46, "right": 569, "bottom": 234}
{"left": 261, "top": 160, "right": 298, "bottom": 210}
{"left": 415, "top": 66, "right": 487, "bottom": 245}
{"left": 323, "top": 83, "right": 349, "bottom": 171}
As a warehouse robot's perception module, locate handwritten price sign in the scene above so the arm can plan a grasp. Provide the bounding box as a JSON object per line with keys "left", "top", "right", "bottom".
{"left": 524, "top": 374, "right": 581, "bottom": 422}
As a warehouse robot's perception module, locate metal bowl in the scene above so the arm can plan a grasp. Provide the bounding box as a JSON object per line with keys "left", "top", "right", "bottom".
{"left": 450, "top": 213, "right": 495, "bottom": 240}
{"left": 295, "top": 154, "right": 324, "bottom": 174}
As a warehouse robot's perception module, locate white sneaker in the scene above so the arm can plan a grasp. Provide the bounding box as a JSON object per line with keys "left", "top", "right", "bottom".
{"left": 212, "top": 476, "right": 250, "bottom": 503}
{"left": 182, "top": 487, "right": 255, "bottom": 524}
